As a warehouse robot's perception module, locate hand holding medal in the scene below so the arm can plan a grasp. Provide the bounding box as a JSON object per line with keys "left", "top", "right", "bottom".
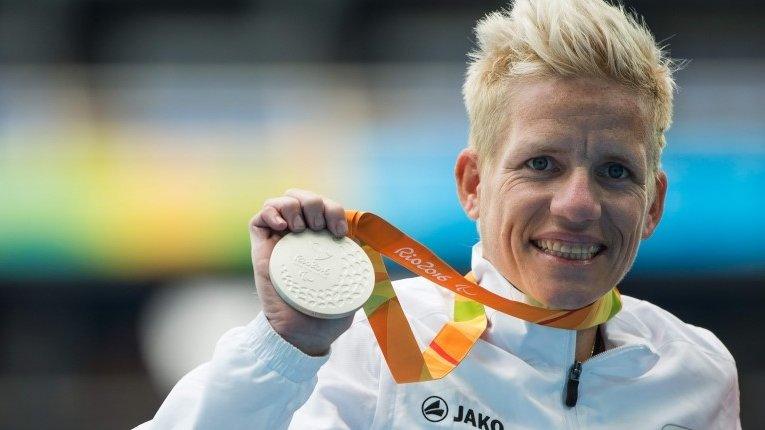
{"left": 248, "top": 189, "right": 360, "bottom": 356}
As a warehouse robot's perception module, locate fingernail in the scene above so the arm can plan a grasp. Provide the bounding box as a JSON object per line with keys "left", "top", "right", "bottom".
{"left": 335, "top": 220, "right": 348, "bottom": 236}
{"left": 293, "top": 215, "right": 305, "bottom": 230}
{"left": 314, "top": 215, "right": 325, "bottom": 229}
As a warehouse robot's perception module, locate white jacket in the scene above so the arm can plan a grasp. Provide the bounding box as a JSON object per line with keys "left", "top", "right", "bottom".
{"left": 137, "top": 243, "right": 740, "bottom": 429}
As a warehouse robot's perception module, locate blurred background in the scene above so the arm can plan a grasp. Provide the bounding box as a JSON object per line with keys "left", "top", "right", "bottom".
{"left": 0, "top": 0, "right": 763, "bottom": 428}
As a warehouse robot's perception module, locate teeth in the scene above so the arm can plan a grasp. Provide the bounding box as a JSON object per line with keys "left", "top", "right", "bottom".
{"left": 533, "top": 240, "right": 602, "bottom": 260}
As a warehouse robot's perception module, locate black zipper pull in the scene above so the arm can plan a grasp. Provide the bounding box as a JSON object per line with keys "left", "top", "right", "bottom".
{"left": 565, "top": 361, "right": 582, "bottom": 407}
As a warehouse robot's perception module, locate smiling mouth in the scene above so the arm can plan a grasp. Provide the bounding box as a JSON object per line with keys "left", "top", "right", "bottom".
{"left": 531, "top": 239, "right": 606, "bottom": 261}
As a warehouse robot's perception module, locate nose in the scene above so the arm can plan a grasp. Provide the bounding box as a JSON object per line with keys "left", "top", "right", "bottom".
{"left": 550, "top": 168, "right": 602, "bottom": 224}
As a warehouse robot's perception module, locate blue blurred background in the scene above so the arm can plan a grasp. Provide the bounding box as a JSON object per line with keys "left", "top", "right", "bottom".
{"left": 0, "top": 0, "right": 763, "bottom": 428}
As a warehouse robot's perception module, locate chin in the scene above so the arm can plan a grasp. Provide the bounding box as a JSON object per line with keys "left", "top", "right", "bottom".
{"left": 530, "top": 284, "right": 604, "bottom": 310}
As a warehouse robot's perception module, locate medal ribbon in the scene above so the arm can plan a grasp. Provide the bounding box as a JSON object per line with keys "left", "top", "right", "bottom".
{"left": 345, "top": 210, "right": 622, "bottom": 383}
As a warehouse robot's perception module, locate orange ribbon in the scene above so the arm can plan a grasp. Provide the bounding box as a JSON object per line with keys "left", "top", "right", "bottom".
{"left": 346, "top": 210, "right": 621, "bottom": 383}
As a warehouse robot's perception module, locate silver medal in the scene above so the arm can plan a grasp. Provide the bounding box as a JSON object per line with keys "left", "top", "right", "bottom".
{"left": 269, "top": 229, "right": 375, "bottom": 319}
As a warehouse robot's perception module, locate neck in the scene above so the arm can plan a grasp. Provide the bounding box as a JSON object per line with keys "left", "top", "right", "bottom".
{"left": 575, "top": 326, "right": 599, "bottom": 362}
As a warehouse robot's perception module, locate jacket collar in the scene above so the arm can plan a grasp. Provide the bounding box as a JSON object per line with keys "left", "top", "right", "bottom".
{"left": 470, "top": 242, "right": 658, "bottom": 374}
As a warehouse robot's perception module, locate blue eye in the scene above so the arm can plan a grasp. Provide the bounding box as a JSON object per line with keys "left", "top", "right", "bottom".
{"left": 526, "top": 157, "right": 552, "bottom": 171}
{"left": 603, "top": 163, "right": 630, "bottom": 179}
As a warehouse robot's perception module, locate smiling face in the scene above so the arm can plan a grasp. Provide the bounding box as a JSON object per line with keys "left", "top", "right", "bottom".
{"left": 456, "top": 77, "right": 667, "bottom": 309}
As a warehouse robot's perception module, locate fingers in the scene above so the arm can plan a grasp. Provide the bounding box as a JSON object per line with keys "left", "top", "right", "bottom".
{"left": 249, "top": 189, "right": 348, "bottom": 266}
{"left": 323, "top": 199, "right": 348, "bottom": 237}
{"left": 262, "top": 196, "right": 305, "bottom": 231}
{"left": 285, "top": 189, "right": 347, "bottom": 237}
{"left": 285, "top": 189, "right": 324, "bottom": 230}
{"left": 257, "top": 206, "right": 288, "bottom": 231}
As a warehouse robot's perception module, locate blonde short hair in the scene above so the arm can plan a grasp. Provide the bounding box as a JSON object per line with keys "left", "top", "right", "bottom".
{"left": 463, "top": 0, "right": 678, "bottom": 173}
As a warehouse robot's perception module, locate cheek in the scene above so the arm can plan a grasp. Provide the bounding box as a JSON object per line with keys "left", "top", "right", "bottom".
{"left": 507, "top": 186, "right": 549, "bottom": 224}
{"left": 500, "top": 189, "right": 549, "bottom": 252}
{"left": 481, "top": 176, "right": 550, "bottom": 245}
{"left": 608, "top": 197, "right": 648, "bottom": 252}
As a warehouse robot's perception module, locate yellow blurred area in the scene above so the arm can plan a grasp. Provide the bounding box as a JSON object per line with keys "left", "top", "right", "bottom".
{"left": 0, "top": 75, "right": 373, "bottom": 279}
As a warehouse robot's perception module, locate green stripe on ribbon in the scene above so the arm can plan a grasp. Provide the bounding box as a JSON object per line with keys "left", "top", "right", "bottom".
{"left": 453, "top": 297, "right": 485, "bottom": 322}
{"left": 363, "top": 280, "right": 396, "bottom": 314}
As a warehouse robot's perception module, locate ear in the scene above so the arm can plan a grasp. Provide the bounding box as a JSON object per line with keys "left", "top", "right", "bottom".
{"left": 455, "top": 148, "right": 481, "bottom": 220}
{"left": 642, "top": 170, "right": 668, "bottom": 239}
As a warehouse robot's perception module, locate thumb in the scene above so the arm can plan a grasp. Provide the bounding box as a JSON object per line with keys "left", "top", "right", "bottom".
{"left": 249, "top": 224, "right": 283, "bottom": 288}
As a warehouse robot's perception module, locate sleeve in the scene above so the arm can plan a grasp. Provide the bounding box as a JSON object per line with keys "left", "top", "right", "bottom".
{"left": 718, "top": 361, "right": 742, "bottom": 430}
{"left": 289, "top": 315, "right": 382, "bottom": 429}
{"left": 134, "top": 311, "right": 381, "bottom": 430}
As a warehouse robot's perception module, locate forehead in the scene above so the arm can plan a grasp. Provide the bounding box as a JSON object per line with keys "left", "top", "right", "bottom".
{"left": 503, "top": 77, "right": 653, "bottom": 160}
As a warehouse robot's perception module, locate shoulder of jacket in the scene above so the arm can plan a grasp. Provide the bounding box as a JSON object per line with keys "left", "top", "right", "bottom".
{"left": 616, "top": 295, "right": 736, "bottom": 366}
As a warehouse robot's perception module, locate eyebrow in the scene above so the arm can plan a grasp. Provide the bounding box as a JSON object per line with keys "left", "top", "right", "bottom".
{"left": 602, "top": 152, "right": 641, "bottom": 168}
{"left": 517, "top": 144, "right": 569, "bottom": 155}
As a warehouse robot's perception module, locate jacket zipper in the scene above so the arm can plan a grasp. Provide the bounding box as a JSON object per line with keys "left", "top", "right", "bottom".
{"left": 564, "top": 361, "right": 582, "bottom": 407}
{"left": 563, "top": 344, "right": 646, "bottom": 408}
{"left": 565, "top": 330, "right": 606, "bottom": 408}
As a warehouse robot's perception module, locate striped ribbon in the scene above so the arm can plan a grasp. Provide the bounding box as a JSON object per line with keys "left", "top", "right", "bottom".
{"left": 345, "top": 210, "right": 622, "bottom": 383}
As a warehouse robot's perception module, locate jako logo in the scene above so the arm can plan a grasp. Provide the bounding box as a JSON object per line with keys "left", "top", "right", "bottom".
{"left": 421, "top": 396, "right": 505, "bottom": 429}
{"left": 453, "top": 405, "right": 504, "bottom": 430}
{"left": 421, "top": 396, "right": 448, "bottom": 422}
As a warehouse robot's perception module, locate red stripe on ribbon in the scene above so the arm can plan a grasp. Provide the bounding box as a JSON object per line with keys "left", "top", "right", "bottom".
{"left": 537, "top": 310, "right": 575, "bottom": 325}
{"left": 429, "top": 341, "right": 459, "bottom": 365}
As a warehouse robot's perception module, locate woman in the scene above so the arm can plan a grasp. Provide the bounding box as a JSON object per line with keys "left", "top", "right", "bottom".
{"left": 137, "top": 1, "right": 740, "bottom": 428}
